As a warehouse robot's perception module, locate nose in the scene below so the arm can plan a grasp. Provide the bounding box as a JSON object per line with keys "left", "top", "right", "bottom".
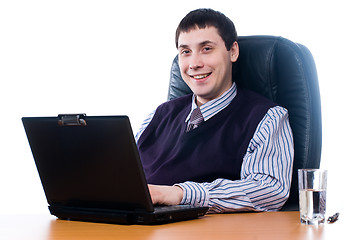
{"left": 189, "top": 53, "right": 204, "bottom": 70}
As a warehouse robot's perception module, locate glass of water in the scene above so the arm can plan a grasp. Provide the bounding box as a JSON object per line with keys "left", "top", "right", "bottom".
{"left": 298, "top": 169, "right": 327, "bottom": 225}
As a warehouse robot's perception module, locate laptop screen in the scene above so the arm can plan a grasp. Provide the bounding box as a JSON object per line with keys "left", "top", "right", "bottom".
{"left": 22, "top": 115, "right": 154, "bottom": 212}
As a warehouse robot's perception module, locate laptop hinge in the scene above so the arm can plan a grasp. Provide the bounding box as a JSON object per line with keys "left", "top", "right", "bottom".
{"left": 57, "top": 114, "right": 87, "bottom": 126}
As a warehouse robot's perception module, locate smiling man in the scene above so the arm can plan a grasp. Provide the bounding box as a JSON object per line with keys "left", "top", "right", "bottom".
{"left": 178, "top": 26, "right": 238, "bottom": 106}
{"left": 135, "top": 9, "right": 294, "bottom": 213}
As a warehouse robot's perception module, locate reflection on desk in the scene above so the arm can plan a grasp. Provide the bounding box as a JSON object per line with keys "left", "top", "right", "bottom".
{"left": 0, "top": 211, "right": 342, "bottom": 240}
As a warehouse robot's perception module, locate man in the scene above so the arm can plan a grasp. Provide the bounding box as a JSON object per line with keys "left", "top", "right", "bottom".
{"left": 136, "top": 8, "right": 293, "bottom": 213}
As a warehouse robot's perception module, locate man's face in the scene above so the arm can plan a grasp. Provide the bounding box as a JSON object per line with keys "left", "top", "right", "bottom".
{"left": 178, "top": 26, "right": 239, "bottom": 106}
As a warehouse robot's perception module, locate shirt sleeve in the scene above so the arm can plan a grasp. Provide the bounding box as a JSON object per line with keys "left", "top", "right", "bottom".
{"left": 135, "top": 110, "right": 156, "bottom": 143}
{"left": 175, "top": 106, "right": 294, "bottom": 213}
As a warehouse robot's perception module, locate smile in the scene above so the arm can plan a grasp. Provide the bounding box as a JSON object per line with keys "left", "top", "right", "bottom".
{"left": 191, "top": 73, "right": 211, "bottom": 80}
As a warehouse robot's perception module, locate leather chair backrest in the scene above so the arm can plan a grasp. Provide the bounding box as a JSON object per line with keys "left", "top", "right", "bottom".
{"left": 167, "top": 36, "right": 322, "bottom": 210}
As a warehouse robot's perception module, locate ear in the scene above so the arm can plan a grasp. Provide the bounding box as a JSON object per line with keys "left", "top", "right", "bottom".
{"left": 230, "top": 41, "right": 239, "bottom": 62}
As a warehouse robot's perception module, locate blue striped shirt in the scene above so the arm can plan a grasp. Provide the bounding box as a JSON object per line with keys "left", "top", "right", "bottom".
{"left": 136, "top": 83, "right": 294, "bottom": 213}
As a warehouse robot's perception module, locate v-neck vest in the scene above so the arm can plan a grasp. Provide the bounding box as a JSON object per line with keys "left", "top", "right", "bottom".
{"left": 137, "top": 87, "right": 276, "bottom": 185}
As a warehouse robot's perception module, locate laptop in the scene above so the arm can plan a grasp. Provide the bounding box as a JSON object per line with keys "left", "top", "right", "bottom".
{"left": 22, "top": 114, "right": 208, "bottom": 225}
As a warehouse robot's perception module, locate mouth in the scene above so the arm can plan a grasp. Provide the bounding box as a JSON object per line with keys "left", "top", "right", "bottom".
{"left": 190, "top": 73, "right": 212, "bottom": 80}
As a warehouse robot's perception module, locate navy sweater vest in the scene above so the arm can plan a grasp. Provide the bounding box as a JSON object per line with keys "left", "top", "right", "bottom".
{"left": 137, "top": 88, "right": 276, "bottom": 185}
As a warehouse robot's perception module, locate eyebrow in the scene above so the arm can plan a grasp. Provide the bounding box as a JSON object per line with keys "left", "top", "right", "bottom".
{"left": 178, "top": 40, "right": 216, "bottom": 49}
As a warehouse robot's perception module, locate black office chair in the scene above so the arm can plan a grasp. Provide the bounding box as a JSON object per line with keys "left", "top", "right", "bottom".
{"left": 167, "top": 36, "right": 322, "bottom": 211}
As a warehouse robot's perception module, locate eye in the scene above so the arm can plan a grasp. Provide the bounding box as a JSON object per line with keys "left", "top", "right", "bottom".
{"left": 180, "top": 49, "right": 191, "bottom": 55}
{"left": 202, "top": 46, "right": 212, "bottom": 53}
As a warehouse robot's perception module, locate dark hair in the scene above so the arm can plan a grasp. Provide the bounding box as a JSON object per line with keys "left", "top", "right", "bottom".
{"left": 175, "top": 8, "right": 237, "bottom": 51}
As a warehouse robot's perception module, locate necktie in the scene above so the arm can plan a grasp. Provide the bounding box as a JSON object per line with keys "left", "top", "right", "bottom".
{"left": 186, "top": 107, "right": 204, "bottom": 132}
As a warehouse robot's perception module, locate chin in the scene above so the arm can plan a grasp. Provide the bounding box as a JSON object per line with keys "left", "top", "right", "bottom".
{"left": 192, "top": 87, "right": 213, "bottom": 98}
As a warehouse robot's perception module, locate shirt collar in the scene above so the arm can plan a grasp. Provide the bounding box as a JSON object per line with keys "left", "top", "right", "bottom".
{"left": 185, "top": 82, "right": 237, "bottom": 122}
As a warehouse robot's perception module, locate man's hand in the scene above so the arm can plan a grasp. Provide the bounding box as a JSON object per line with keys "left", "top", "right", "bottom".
{"left": 148, "top": 184, "right": 184, "bottom": 205}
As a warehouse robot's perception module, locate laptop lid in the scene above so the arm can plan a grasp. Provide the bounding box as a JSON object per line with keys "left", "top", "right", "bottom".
{"left": 22, "top": 114, "right": 155, "bottom": 213}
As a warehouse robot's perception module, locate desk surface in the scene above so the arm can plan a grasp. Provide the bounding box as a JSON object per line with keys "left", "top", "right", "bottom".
{"left": 0, "top": 211, "right": 342, "bottom": 240}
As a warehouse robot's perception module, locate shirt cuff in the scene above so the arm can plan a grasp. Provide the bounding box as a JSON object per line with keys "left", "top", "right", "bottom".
{"left": 174, "top": 181, "right": 209, "bottom": 207}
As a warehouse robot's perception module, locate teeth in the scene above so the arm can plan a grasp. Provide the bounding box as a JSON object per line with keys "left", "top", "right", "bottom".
{"left": 193, "top": 73, "right": 210, "bottom": 79}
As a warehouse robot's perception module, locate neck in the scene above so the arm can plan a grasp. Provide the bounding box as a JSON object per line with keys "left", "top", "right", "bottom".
{"left": 195, "top": 82, "right": 233, "bottom": 107}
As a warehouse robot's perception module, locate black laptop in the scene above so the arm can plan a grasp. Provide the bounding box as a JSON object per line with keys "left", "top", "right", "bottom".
{"left": 22, "top": 114, "right": 208, "bottom": 224}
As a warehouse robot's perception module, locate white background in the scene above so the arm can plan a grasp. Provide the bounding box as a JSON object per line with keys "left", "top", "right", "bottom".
{"left": 0, "top": 0, "right": 343, "bottom": 214}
